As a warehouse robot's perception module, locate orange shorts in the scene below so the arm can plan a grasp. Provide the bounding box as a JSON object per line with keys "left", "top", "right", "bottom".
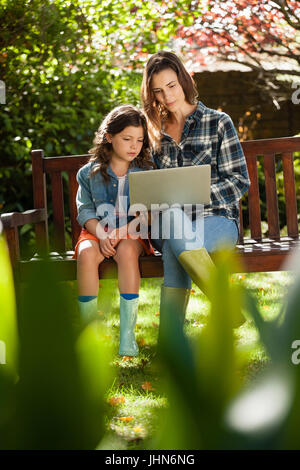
{"left": 73, "top": 228, "right": 155, "bottom": 259}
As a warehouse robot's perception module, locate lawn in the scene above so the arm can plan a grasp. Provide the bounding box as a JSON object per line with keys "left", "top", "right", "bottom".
{"left": 73, "top": 271, "right": 294, "bottom": 450}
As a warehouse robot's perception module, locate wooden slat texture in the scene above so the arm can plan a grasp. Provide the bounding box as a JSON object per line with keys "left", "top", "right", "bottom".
{"left": 17, "top": 237, "right": 300, "bottom": 280}
{"left": 0, "top": 209, "right": 47, "bottom": 228}
{"left": 264, "top": 154, "right": 280, "bottom": 239}
{"left": 3, "top": 226, "right": 20, "bottom": 267}
{"left": 282, "top": 152, "right": 298, "bottom": 238}
{"left": 44, "top": 155, "right": 90, "bottom": 172}
{"left": 31, "top": 149, "right": 49, "bottom": 253}
{"left": 245, "top": 155, "right": 262, "bottom": 240}
{"left": 50, "top": 172, "right": 65, "bottom": 252}
{"left": 67, "top": 170, "right": 81, "bottom": 249}
{"left": 238, "top": 200, "right": 244, "bottom": 243}
{"left": 4, "top": 137, "right": 300, "bottom": 279}
{"left": 242, "top": 136, "right": 300, "bottom": 155}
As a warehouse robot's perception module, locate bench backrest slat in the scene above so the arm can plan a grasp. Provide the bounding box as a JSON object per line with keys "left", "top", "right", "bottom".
{"left": 32, "top": 149, "right": 49, "bottom": 252}
{"left": 68, "top": 170, "right": 81, "bottom": 249}
{"left": 264, "top": 153, "right": 280, "bottom": 239}
{"left": 50, "top": 171, "right": 65, "bottom": 252}
{"left": 282, "top": 152, "right": 299, "bottom": 238}
{"left": 238, "top": 200, "right": 244, "bottom": 243}
{"left": 245, "top": 155, "right": 262, "bottom": 240}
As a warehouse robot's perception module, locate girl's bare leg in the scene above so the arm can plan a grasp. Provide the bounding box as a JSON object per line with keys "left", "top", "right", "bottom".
{"left": 77, "top": 239, "right": 104, "bottom": 296}
{"left": 113, "top": 239, "right": 143, "bottom": 293}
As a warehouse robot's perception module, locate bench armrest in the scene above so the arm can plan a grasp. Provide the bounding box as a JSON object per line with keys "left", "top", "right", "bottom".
{"left": 0, "top": 208, "right": 47, "bottom": 229}
{"left": 0, "top": 208, "right": 48, "bottom": 268}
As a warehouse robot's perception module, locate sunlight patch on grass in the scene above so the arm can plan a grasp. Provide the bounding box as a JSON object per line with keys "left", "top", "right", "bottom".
{"left": 106, "top": 389, "right": 167, "bottom": 445}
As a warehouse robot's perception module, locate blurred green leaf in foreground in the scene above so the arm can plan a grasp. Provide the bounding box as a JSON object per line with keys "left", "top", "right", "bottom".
{"left": 0, "top": 224, "right": 114, "bottom": 449}
{"left": 151, "top": 249, "right": 300, "bottom": 450}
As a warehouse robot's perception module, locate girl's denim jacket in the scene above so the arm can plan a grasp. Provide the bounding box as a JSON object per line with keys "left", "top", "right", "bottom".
{"left": 76, "top": 161, "right": 145, "bottom": 230}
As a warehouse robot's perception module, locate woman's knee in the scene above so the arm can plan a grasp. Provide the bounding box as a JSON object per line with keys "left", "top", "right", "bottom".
{"left": 203, "top": 216, "right": 238, "bottom": 252}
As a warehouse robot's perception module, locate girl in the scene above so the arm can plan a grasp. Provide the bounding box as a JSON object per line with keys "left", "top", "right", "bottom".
{"left": 74, "top": 105, "right": 154, "bottom": 357}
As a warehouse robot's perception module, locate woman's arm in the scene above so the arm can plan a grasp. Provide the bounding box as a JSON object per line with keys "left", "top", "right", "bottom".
{"left": 210, "top": 114, "right": 250, "bottom": 206}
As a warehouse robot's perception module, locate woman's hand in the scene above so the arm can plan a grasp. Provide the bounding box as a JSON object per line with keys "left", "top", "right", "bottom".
{"left": 127, "top": 211, "right": 149, "bottom": 239}
{"left": 99, "top": 237, "right": 116, "bottom": 258}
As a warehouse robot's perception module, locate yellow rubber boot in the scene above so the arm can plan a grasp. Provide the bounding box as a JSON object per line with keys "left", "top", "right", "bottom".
{"left": 178, "top": 248, "right": 246, "bottom": 327}
{"left": 158, "top": 286, "right": 190, "bottom": 347}
{"left": 178, "top": 247, "right": 215, "bottom": 299}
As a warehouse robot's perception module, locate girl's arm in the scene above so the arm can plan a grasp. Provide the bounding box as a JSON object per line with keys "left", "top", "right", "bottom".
{"left": 84, "top": 218, "right": 100, "bottom": 238}
{"left": 76, "top": 166, "right": 99, "bottom": 228}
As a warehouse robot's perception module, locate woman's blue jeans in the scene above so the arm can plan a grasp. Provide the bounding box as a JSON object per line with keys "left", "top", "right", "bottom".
{"left": 151, "top": 208, "right": 238, "bottom": 289}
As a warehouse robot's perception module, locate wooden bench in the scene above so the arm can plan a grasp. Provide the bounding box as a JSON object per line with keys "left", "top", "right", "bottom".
{"left": 1, "top": 136, "right": 300, "bottom": 281}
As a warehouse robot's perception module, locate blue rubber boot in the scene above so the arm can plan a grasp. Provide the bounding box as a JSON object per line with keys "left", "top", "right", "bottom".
{"left": 78, "top": 297, "right": 98, "bottom": 326}
{"left": 118, "top": 296, "right": 139, "bottom": 357}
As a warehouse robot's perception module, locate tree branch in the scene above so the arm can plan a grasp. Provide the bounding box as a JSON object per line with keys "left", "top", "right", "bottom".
{"left": 271, "top": 0, "right": 300, "bottom": 30}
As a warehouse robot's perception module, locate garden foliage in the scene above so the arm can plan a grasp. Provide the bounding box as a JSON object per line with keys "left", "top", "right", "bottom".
{"left": 1, "top": 225, "right": 300, "bottom": 449}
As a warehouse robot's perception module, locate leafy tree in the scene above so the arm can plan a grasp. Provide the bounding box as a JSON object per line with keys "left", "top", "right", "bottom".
{"left": 0, "top": 0, "right": 201, "bottom": 217}
{"left": 176, "top": 0, "right": 300, "bottom": 106}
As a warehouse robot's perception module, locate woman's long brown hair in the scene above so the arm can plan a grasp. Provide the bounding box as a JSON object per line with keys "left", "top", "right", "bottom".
{"left": 88, "top": 105, "right": 154, "bottom": 182}
{"left": 141, "top": 51, "right": 198, "bottom": 151}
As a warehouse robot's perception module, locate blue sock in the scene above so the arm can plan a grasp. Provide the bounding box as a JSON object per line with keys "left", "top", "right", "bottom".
{"left": 78, "top": 295, "right": 97, "bottom": 303}
{"left": 120, "top": 293, "right": 139, "bottom": 300}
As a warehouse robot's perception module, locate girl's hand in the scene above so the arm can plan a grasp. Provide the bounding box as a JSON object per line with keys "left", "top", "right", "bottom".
{"left": 108, "top": 228, "right": 120, "bottom": 248}
{"left": 99, "top": 237, "right": 116, "bottom": 258}
{"left": 109, "top": 225, "right": 128, "bottom": 247}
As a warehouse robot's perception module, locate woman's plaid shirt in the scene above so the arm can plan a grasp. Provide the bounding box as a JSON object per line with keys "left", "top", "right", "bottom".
{"left": 152, "top": 101, "right": 250, "bottom": 230}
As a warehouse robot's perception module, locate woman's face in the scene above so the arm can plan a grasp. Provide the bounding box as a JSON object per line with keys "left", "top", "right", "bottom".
{"left": 151, "top": 68, "right": 186, "bottom": 113}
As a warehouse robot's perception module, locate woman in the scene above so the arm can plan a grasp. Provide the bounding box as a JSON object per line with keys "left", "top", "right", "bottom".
{"left": 141, "top": 51, "right": 250, "bottom": 335}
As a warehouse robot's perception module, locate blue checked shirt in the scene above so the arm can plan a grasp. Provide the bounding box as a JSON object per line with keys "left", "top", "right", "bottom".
{"left": 152, "top": 101, "right": 250, "bottom": 230}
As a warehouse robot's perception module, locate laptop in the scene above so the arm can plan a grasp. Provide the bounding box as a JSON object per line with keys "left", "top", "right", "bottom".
{"left": 129, "top": 165, "right": 211, "bottom": 209}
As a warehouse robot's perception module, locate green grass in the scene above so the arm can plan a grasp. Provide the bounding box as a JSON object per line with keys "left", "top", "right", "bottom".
{"left": 71, "top": 271, "right": 294, "bottom": 450}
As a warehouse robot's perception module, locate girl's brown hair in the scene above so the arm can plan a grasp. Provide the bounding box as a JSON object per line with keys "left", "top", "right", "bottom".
{"left": 88, "top": 105, "right": 154, "bottom": 181}
{"left": 141, "top": 51, "right": 198, "bottom": 150}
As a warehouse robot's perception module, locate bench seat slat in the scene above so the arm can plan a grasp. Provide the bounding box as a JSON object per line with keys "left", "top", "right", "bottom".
{"left": 18, "top": 240, "right": 300, "bottom": 280}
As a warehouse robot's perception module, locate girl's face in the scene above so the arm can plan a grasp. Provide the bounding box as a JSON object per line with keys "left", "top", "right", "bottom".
{"left": 106, "top": 126, "right": 144, "bottom": 164}
{"left": 151, "top": 68, "right": 186, "bottom": 112}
